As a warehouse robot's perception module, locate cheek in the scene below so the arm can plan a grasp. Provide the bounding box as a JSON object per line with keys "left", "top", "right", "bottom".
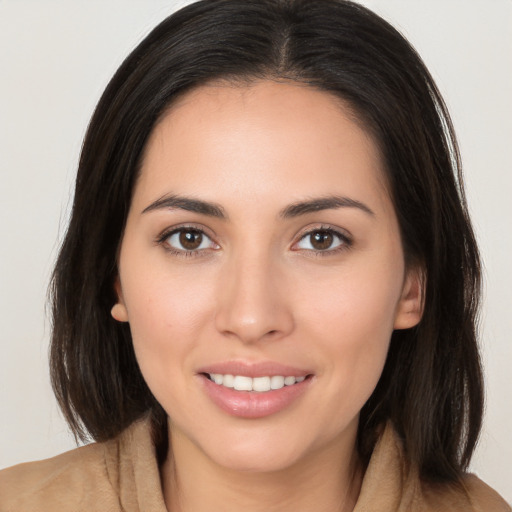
{"left": 297, "top": 261, "right": 403, "bottom": 402}
{"left": 120, "top": 262, "right": 216, "bottom": 392}
{"left": 299, "top": 257, "right": 403, "bottom": 340}
{"left": 122, "top": 241, "right": 219, "bottom": 324}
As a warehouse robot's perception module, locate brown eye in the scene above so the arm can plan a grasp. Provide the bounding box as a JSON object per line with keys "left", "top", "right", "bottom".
{"left": 294, "top": 228, "right": 349, "bottom": 253}
{"left": 179, "top": 230, "right": 203, "bottom": 250}
{"left": 164, "top": 228, "right": 216, "bottom": 253}
{"left": 310, "top": 230, "right": 334, "bottom": 250}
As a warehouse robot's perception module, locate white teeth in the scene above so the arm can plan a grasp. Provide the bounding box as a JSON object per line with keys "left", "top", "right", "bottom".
{"left": 208, "top": 373, "right": 306, "bottom": 392}
{"left": 252, "top": 376, "right": 271, "bottom": 392}
{"left": 270, "top": 375, "right": 284, "bottom": 389}
{"left": 223, "top": 374, "right": 234, "bottom": 388}
{"left": 233, "top": 375, "right": 252, "bottom": 391}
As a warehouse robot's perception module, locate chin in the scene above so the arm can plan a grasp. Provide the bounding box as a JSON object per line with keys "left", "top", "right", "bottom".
{"left": 181, "top": 421, "right": 308, "bottom": 473}
{"left": 207, "top": 442, "right": 305, "bottom": 474}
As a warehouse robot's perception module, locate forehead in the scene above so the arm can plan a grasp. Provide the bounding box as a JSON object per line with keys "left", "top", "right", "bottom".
{"left": 135, "top": 81, "right": 390, "bottom": 215}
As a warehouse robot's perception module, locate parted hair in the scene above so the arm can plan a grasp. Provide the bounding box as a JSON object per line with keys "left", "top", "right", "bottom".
{"left": 50, "top": 0, "right": 483, "bottom": 482}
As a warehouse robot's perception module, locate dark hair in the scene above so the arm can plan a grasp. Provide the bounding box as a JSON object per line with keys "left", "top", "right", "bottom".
{"left": 50, "top": 0, "right": 483, "bottom": 483}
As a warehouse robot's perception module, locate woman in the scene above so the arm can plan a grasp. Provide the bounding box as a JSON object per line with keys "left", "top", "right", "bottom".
{"left": 0, "top": 0, "right": 509, "bottom": 510}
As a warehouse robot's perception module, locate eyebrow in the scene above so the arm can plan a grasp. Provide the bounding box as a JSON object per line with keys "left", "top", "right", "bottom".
{"left": 142, "top": 194, "right": 375, "bottom": 219}
{"left": 279, "top": 195, "right": 375, "bottom": 218}
{"left": 142, "top": 194, "right": 228, "bottom": 218}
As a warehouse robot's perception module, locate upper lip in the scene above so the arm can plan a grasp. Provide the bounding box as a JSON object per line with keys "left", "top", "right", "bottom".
{"left": 197, "top": 360, "right": 312, "bottom": 378}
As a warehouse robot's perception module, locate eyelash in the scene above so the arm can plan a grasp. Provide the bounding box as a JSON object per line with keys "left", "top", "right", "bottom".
{"left": 156, "top": 225, "right": 353, "bottom": 259}
{"left": 294, "top": 225, "right": 353, "bottom": 257}
{"left": 156, "top": 225, "right": 216, "bottom": 259}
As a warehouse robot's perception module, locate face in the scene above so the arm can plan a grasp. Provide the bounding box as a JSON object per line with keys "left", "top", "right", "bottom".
{"left": 113, "top": 81, "right": 422, "bottom": 473}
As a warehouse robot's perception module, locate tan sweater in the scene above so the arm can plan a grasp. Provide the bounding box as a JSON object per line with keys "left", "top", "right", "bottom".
{"left": 0, "top": 418, "right": 510, "bottom": 512}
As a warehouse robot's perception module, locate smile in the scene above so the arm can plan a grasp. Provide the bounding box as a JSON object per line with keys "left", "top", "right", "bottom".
{"left": 207, "top": 373, "right": 306, "bottom": 392}
{"left": 200, "top": 371, "right": 312, "bottom": 418}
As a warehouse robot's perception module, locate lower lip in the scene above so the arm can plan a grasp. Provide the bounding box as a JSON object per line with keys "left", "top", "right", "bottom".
{"left": 200, "top": 375, "right": 311, "bottom": 418}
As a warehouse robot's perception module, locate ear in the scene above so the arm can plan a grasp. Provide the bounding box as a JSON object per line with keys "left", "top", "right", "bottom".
{"left": 393, "top": 265, "right": 425, "bottom": 330}
{"left": 111, "top": 276, "right": 129, "bottom": 323}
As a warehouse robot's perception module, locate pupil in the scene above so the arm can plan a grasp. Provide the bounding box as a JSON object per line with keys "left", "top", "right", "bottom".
{"left": 312, "top": 231, "right": 333, "bottom": 250}
{"left": 179, "top": 230, "right": 202, "bottom": 250}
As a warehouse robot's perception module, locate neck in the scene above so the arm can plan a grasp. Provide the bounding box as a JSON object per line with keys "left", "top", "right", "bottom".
{"left": 161, "top": 423, "right": 363, "bottom": 512}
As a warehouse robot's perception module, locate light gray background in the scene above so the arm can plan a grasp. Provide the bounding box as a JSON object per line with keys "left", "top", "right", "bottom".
{"left": 0, "top": 0, "right": 510, "bottom": 501}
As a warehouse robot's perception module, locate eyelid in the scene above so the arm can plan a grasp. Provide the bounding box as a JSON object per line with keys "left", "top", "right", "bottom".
{"left": 291, "top": 224, "right": 353, "bottom": 254}
{"left": 156, "top": 224, "right": 219, "bottom": 256}
{"left": 155, "top": 223, "right": 352, "bottom": 258}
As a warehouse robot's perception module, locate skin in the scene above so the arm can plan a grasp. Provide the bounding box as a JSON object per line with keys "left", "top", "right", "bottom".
{"left": 112, "top": 81, "right": 423, "bottom": 512}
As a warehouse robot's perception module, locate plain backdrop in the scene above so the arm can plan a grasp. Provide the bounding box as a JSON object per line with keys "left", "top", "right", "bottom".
{"left": 0, "top": 0, "right": 510, "bottom": 502}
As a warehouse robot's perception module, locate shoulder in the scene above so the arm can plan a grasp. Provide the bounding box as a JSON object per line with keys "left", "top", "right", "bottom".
{"left": 359, "top": 423, "right": 511, "bottom": 512}
{"left": 421, "top": 473, "right": 511, "bottom": 512}
{"left": 463, "top": 473, "right": 511, "bottom": 512}
{"left": 0, "top": 439, "right": 122, "bottom": 512}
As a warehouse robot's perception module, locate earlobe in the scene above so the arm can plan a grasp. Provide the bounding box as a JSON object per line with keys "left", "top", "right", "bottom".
{"left": 111, "top": 277, "right": 129, "bottom": 322}
{"left": 111, "top": 302, "right": 129, "bottom": 322}
{"left": 393, "top": 266, "right": 425, "bottom": 330}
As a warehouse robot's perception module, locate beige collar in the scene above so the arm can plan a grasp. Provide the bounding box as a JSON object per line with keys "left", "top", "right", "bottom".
{"left": 104, "top": 417, "right": 495, "bottom": 512}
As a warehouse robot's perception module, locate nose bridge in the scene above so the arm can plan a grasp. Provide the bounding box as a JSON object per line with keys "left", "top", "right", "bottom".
{"left": 215, "top": 244, "right": 293, "bottom": 343}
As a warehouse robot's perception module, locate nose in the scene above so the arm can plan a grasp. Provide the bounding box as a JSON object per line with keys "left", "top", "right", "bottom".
{"left": 214, "top": 250, "right": 294, "bottom": 344}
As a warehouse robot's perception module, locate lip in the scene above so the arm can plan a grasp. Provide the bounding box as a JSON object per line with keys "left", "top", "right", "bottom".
{"left": 197, "top": 360, "right": 311, "bottom": 378}
{"left": 197, "top": 360, "right": 313, "bottom": 419}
